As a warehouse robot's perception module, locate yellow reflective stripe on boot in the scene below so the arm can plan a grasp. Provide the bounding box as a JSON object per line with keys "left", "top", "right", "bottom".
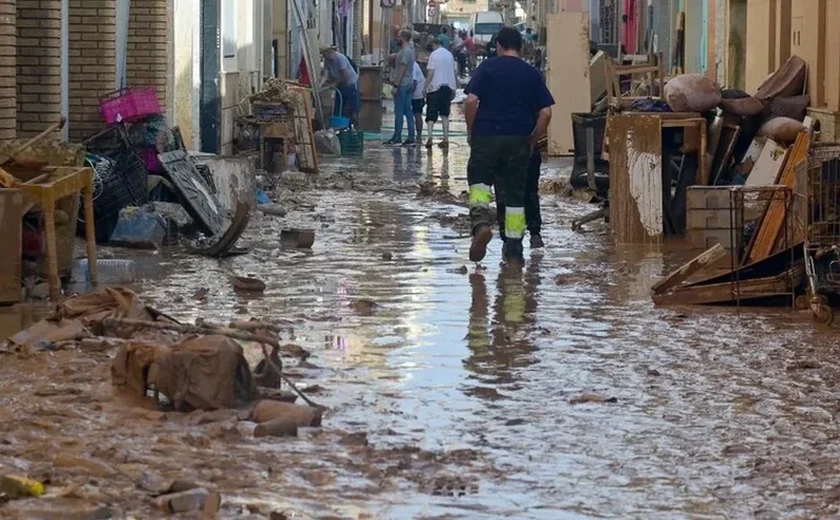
{"left": 504, "top": 207, "right": 526, "bottom": 239}
{"left": 469, "top": 183, "right": 492, "bottom": 207}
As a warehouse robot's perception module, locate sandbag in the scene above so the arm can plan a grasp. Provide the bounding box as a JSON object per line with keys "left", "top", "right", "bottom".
{"left": 664, "top": 74, "right": 721, "bottom": 112}
{"left": 755, "top": 55, "right": 807, "bottom": 101}
{"left": 757, "top": 117, "right": 805, "bottom": 144}
{"left": 720, "top": 96, "right": 764, "bottom": 116}
{"left": 112, "top": 335, "right": 258, "bottom": 411}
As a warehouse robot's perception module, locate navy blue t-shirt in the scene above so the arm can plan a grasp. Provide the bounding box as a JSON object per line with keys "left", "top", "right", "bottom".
{"left": 465, "top": 56, "right": 555, "bottom": 136}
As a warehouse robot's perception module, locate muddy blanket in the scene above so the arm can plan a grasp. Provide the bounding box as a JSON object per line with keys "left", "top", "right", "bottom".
{"left": 755, "top": 55, "right": 807, "bottom": 101}
{"left": 55, "top": 287, "right": 152, "bottom": 330}
{"left": 112, "top": 335, "right": 257, "bottom": 411}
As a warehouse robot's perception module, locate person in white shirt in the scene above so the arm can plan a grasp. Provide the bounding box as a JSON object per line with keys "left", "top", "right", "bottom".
{"left": 423, "top": 37, "right": 458, "bottom": 149}
{"left": 411, "top": 62, "right": 426, "bottom": 145}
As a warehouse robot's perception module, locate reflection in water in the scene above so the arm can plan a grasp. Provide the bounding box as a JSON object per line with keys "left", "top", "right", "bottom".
{"left": 464, "top": 256, "right": 542, "bottom": 398}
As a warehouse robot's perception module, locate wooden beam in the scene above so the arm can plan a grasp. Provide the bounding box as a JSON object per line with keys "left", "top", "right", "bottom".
{"left": 652, "top": 244, "right": 727, "bottom": 295}
{"left": 746, "top": 129, "right": 809, "bottom": 264}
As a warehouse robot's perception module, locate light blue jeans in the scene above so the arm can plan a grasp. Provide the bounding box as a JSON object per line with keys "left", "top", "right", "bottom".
{"left": 392, "top": 85, "right": 415, "bottom": 142}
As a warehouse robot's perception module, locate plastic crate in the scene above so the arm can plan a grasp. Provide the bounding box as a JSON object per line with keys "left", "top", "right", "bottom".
{"left": 338, "top": 129, "right": 364, "bottom": 156}
{"left": 100, "top": 87, "right": 162, "bottom": 125}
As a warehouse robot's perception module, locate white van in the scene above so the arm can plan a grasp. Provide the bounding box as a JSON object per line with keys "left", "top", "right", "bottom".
{"left": 470, "top": 11, "right": 505, "bottom": 44}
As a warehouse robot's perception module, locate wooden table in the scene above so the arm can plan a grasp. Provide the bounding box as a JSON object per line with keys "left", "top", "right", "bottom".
{"left": 18, "top": 166, "right": 97, "bottom": 300}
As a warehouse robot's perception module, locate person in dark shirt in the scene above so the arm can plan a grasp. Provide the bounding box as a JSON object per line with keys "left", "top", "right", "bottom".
{"left": 464, "top": 27, "right": 554, "bottom": 263}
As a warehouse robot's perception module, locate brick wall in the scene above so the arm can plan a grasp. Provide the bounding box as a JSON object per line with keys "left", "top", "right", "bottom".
{"left": 68, "top": 0, "right": 116, "bottom": 141}
{"left": 126, "top": 0, "right": 167, "bottom": 110}
{"left": 16, "top": 0, "right": 61, "bottom": 137}
{"left": 0, "top": 0, "right": 15, "bottom": 143}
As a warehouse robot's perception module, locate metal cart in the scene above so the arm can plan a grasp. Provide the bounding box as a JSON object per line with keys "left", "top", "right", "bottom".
{"left": 802, "top": 144, "right": 840, "bottom": 324}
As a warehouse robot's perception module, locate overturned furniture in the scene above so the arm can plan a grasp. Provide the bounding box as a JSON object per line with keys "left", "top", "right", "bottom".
{"left": 607, "top": 111, "right": 708, "bottom": 244}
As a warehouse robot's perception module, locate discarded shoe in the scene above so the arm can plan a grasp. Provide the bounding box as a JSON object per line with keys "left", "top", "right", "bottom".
{"left": 469, "top": 224, "right": 492, "bottom": 262}
{"left": 502, "top": 239, "right": 524, "bottom": 262}
{"left": 530, "top": 233, "right": 545, "bottom": 249}
{"left": 425, "top": 139, "right": 434, "bottom": 149}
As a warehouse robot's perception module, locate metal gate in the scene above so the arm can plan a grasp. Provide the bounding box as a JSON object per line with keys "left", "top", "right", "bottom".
{"left": 200, "top": 0, "right": 221, "bottom": 154}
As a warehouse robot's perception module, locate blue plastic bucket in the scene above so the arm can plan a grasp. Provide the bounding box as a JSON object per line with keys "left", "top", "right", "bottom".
{"left": 328, "top": 88, "right": 350, "bottom": 129}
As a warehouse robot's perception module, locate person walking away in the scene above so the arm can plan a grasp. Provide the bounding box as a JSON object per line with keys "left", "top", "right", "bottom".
{"left": 438, "top": 26, "right": 451, "bottom": 52}
{"left": 411, "top": 61, "right": 426, "bottom": 144}
{"left": 451, "top": 31, "right": 467, "bottom": 76}
{"left": 465, "top": 27, "right": 554, "bottom": 263}
{"left": 384, "top": 30, "right": 417, "bottom": 146}
{"left": 495, "top": 135, "right": 547, "bottom": 248}
{"left": 423, "top": 37, "right": 457, "bottom": 149}
{"left": 319, "top": 45, "right": 360, "bottom": 126}
{"left": 464, "top": 31, "right": 477, "bottom": 72}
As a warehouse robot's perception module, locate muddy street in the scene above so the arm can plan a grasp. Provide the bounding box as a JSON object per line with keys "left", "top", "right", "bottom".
{"left": 4, "top": 131, "right": 840, "bottom": 519}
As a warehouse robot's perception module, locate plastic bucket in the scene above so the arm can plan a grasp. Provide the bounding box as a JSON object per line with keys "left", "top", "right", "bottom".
{"left": 328, "top": 88, "right": 351, "bottom": 129}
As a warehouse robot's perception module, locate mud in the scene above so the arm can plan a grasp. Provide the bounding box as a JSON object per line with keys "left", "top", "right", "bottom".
{"left": 4, "top": 126, "right": 840, "bottom": 518}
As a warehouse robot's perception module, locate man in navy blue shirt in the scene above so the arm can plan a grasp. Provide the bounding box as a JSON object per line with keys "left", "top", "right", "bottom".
{"left": 464, "top": 27, "right": 554, "bottom": 263}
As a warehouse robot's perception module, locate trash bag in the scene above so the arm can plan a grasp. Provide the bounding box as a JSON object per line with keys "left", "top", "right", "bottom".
{"left": 112, "top": 335, "right": 258, "bottom": 411}
{"left": 314, "top": 129, "right": 341, "bottom": 156}
{"left": 757, "top": 117, "right": 805, "bottom": 144}
{"left": 664, "top": 74, "right": 722, "bottom": 112}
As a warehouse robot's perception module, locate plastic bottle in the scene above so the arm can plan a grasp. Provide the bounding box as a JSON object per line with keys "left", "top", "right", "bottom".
{"left": 72, "top": 259, "right": 136, "bottom": 284}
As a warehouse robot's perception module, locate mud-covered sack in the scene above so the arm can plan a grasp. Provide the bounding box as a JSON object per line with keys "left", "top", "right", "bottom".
{"left": 767, "top": 94, "right": 810, "bottom": 121}
{"left": 55, "top": 287, "right": 153, "bottom": 336}
{"left": 757, "top": 117, "right": 805, "bottom": 144}
{"left": 755, "top": 55, "right": 807, "bottom": 101}
{"left": 720, "top": 96, "right": 764, "bottom": 116}
{"left": 314, "top": 129, "right": 341, "bottom": 156}
{"left": 664, "top": 74, "right": 721, "bottom": 112}
{"left": 112, "top": 335, "right": 258, "bottom": 411}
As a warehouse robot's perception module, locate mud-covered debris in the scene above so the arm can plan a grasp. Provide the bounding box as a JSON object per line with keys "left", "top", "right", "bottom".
{"left": 250, "top": 400, "right": 322, "bottom": 427}
{"left": 280, "top": 228, "right": 316, "bottom": 249}
{"left": 254, "top": 418, "right": 299, "bottom": 438}
{"left": 569, "top": 393, "right": 618, "bottom": 405}
{"left": 339, "top": 431, "right": 369, "bottom": 446}
{"left": 154, "top": 487, "right": 221, "bottom": 514}
{"left": 136, "top": 470, "right": 171, "bottom": 495}
{"left": 504, "top": 418, "right": 526, "bottom": 426}
{"left": 787, "top": 360, "right": 820, "bottom": 370}
{"left": 281, "top": 343, "right": 311, "bottom": 361}
{"left": 232, "top": 276, "right": 266, "bottom": 294}
{"left": 448, "top": 265, "right": 468, "bottom": 275}
{"left": 350, "top": 298, "right": 378, "bottom": 316}
{"left": 382, "top": 251, "right": 393, "bottom": 261}
{"left": 554, "top": 274, "right": 570, "bottom": 285}
{"left": 0, "top": 474, "right": 45, "bottom": 499}
{"left": 193, "top": 287, "right": 209, "bottom": 300}
{"left": 539, "top": 178, "right": 570, "bottom": 195}
{"left": 53, "top": 453, "right": 116, "bottom": 477}
{"left": 258, "top": 203, "right": 288, "bottom": 217}
{"left": 647, "top": 368, "right": 662, "bottom": 377}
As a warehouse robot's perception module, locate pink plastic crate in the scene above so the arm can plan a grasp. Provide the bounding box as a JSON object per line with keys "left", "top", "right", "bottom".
{"left": 100, "top": 87, "right": 161, "bottom": 125}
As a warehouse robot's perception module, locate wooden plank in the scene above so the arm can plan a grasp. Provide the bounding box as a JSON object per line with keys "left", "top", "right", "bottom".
{"left": 0, "top": 189, "right": 23, "bottom": 303}
{"left": 652, "top": 271, "right": 793, "bottom": 306}
{"left": 607, "top": 113, "right": 664, "bottom": 244}
{"left": 746, "top": 130, "right": 809, "bottom": 264}
{"left": 651, "top": 244, "right": 727, "bottom": 295}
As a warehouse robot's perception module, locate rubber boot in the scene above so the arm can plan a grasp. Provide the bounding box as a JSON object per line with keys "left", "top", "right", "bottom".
{"left": 502, "top": 238, "right": 524, "bottom": 262}
{"left": 470, "top": 224, "right": 492, "bottom": 262}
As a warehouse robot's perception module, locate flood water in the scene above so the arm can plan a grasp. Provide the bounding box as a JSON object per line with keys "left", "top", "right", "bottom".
{"left": 4, "top": 127, "right": 840, "bottom": 519}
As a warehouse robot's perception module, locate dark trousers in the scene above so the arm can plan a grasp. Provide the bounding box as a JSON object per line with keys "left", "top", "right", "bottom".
{"left": 467, "top": 135, "right": 530, "bottom": 240}
{"left": 496, "top": 150, "right": 542, "bottom": 239}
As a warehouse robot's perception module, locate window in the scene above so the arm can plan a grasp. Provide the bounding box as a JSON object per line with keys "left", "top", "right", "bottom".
{"left": 222, "top": 0, "right": 237, "bottom": 59}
